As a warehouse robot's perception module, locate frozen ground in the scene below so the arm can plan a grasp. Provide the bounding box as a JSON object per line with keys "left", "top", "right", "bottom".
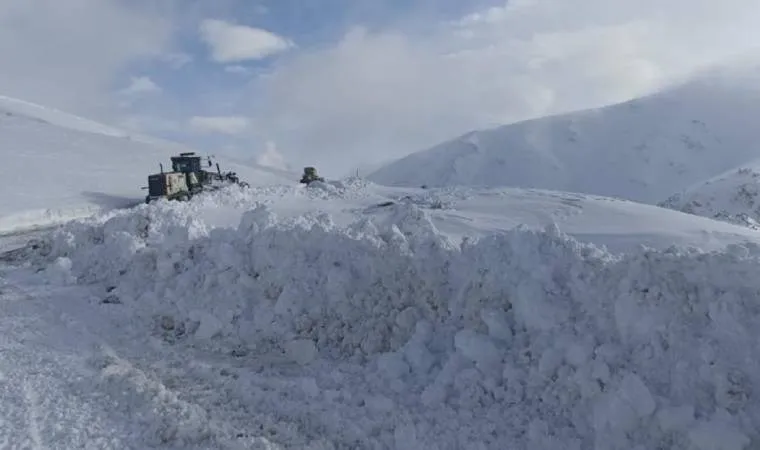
{"left": 3, "top": 180, "right": 760, "bottom": 449}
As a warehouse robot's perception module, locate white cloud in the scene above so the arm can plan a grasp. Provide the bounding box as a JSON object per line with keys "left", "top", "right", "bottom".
{"left": 199, "top": 19, "right": 293, "bottom": 63}
{"left": 224, "top": 65, "right": 253, "bottom": 75}
{"left": 163, "top": 52, "right": 194, "bottom": 69}
{"left": 0, "top": 0, "right": 172, "bottom": 118}
{"left": 189, "top": 116, "right": 250, "bottom": 135}
{"left": 120, "top": 76, "right": 162, "bottom": 96}
{"left": 242, "top": 0, "right": 760, "bottom": 176}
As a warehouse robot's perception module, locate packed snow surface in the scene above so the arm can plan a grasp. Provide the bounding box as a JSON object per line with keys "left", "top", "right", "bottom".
{"left": 369, "top": 71, "right": 760, "bottom": 204}
{"left": 5, "top": 180, "right": 760, "bottom": 449}
{"left": 0, "top": 95, "right": 297, "bottom": 233}
{"left": 661, "top": 164, "right": 760, "bottom": 229}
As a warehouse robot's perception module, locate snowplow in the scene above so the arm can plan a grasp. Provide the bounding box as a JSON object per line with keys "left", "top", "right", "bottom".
{"left": 143, "top": 152, "right": 249, "bottom": 204}
{"left": 300, "top": 167, "right": 325, "bottom": 185}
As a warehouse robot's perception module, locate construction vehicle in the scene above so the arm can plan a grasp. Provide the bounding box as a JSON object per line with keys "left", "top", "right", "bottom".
{"left": 143, "top": 152, "right": 249, "bottom": 203}
{"left": 300, "top": 166, "right": 325, "bottom": 185}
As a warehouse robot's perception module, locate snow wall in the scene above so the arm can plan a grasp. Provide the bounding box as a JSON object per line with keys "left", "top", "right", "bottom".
{"left": 28, "top": 196, "right": 760, "bottom": 450}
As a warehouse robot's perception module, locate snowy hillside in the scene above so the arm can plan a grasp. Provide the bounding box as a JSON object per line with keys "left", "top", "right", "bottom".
{"left": 660, "top": 164, "right": 760, "bottom": 229}
{"left": 0, "top": 96, "right": 298, "bottom": 233}
{"left": 368, "top": 70, "right": 760, "bottom": 204}
{"left": 3, "top": 181, "right": 760, "bottom": 448}
{"left": 0, "top": 95, "right": 136, "bottom": 140}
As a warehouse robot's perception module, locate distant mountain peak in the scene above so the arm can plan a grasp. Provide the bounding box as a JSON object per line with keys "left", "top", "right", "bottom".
{"left": 368, "top": 72, "right": 760, "bottom": 204}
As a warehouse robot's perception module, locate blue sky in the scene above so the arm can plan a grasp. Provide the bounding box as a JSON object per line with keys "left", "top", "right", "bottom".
{"left": 2, "top": 0, "right": 760, "bottom": 176}
{"left": 110, "top": 0, "right": 508, "bottom": 170}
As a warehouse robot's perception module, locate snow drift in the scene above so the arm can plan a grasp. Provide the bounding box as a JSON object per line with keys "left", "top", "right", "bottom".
{"left": 0, "top": 95, "right": 297, "bottom": 233}
{"left": 24, "top": 192, "right": 760, "bottom": 449}
{"left": 661, "top": 164, "right": 760, "bottom": 229}
{"left": 369, "top": 69, "right": 760, "bottom": 204}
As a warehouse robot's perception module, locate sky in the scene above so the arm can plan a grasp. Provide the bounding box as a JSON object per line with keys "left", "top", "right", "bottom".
{"left": 2, "top": 0, "right": 760, "bottom": 177}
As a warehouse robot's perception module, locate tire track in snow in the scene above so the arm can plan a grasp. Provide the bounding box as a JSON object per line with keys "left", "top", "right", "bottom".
{"left": 22, "top": 382, "right": 43, "bottom": 450}
{"left": 0, "top": 266, "right": 287, "bottom": 449}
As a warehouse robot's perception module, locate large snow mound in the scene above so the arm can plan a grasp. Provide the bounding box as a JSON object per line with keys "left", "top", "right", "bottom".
{"left": 661, "top": 164, "right": 760, "bottom": 229}
{"left": 0, "top": 96, "right": 298, "bottom": 233}
{"left": 369, "top": 70, "right": 760, "bottom": 204}
{"left": 23, "top": 190, "right": 760, "bottom": 449}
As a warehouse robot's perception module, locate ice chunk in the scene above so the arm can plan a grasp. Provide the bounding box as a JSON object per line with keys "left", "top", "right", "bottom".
{"left": 657, "top": 405, "right": 695, "bottom": 432}
{"left": 619, "top": 373, "right": 656, "bottom": 417}
{"left": 285, "top": 339, "right": 318, "bottom": 365}
{"left": 377, "top": 352, "right": 410, "bottom": 379}
{"left": 394, "top": 424, "right": 419, "bottom": 450}
{"left": 366, "top": 395, "right": 395, "bottom": 413}
{"left": 454, "top": 329, "right": 502, "bottom": 373}
{"left": 593, "top": 373, "right": 656, "bottom": 433}
{"left": 538, "top": 348, "right": 564, "bottom": 376}
{"left": 565, "top": 343, "right": 592, "bottom": 367}
{"left": 421, "top": 353, "right": 468, "bottom": 407}
{"left": 402, "top": 321, "right": 436, "bottom": 375}
{"left": 190, "top": 311, "right": 224, "bottom": 340}
{"left": 480, "top": 308, "right": 512, "bottom": 341}
{"left": 688, "top": 416, "right": 750, "bottom": 450}
{"left": 299, "top": 377, "right": 320, "bottom": 398}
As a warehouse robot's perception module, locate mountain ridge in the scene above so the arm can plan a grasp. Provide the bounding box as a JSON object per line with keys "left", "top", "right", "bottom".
{"left": 368, "top": 69, "right": 760, "bottom": 204}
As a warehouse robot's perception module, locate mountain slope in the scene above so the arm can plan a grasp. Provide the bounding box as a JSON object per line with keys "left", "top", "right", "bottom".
{"left": 368, "top": 69, "right": 760, "bottom": 204}
{"left": 660, "top": 163, "right": 760, "bottom": 229}
{"left": 0, "top": 96, "right": 297, "bottom": 233}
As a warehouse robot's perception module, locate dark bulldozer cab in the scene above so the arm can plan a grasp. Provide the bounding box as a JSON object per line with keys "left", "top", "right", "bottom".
{"left": 300, "top": 167, "right": 325, "bottom": 184}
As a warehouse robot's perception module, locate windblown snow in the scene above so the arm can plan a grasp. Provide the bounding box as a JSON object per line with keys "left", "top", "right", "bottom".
{"left": 369, "top": 68, "right": 760, "bottom": 205}
{"left": 6, "top": 181, "right": 760, "bottom": 449}
{"left": 0, "top": 95, "right": 297, "bottom": 233}
{"left": 661, "top": 164, "right": 760, "bottom": 230}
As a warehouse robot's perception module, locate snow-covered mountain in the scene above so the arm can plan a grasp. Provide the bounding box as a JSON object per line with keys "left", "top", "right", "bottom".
{"left": 0, "top": 95, "right": 137, "bottom": 140}
{"left": 368, "top": 68, "right": 760, "bottom": 204}
{"left": 660, "top": 163, "right": 760, "bottom": 229}
{"left": 0, "top": 95, "right": 297, "bottom": 232}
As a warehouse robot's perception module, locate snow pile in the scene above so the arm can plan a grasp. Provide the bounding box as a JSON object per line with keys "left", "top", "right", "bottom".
{"left": 27, "top": 203, "right": 760, "bottom": 448}
{"left": 369, "top": 68, "right": 760, "bottom": 204}
{"left": 661, "top": 166, "right": 760, "bottom": 229}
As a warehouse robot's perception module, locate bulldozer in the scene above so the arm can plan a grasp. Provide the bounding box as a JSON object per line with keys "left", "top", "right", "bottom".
{"left": 143, "top": 152, "right": 249, "bottom": 204}
{"left": 300, "top": 166, "right": 325, "bottom": 185}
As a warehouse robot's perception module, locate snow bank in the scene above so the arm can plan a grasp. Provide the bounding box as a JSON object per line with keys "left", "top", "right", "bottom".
{"left": 661, "top": 166, "right": 760, "bottom": 229}
{"left": 28, "top": 201, "right": 760, "bottom": 449}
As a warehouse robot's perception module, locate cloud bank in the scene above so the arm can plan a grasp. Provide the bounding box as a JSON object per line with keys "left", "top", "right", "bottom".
{"left": 200, "top": 19, "right": 293, "bottom": 63}
{"left": 241, "top": 0, "right": 760, "bottom": 176}
{"left": 0, "top": 0, "right": 172, "bottom": 118}
{"left": 2, "top": 0, "right": 760, "bottom": 179}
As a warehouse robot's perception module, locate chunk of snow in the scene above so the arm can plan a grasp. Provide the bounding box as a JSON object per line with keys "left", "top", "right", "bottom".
{"left": 189, "top": 311, "right": 224, "bottom": 340}
{"left": 454, "top": 329, "right": 502, "bottom": 374}
{"left": 657, "top": 405, "right": 695, "bottom": 432}
{"left": 688, "top": 416, "right": 750, "bottom": 450}
{"left": 285, "top": 339, "right": 318, "bottom": 365}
